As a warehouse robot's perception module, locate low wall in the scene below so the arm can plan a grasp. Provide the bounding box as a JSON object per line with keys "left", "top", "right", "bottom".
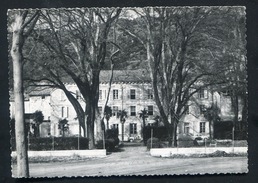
{"left": 12, "top": 149, "right": 106, "bottom": 158}
{"left": 150, "top": 147, "right": 247, "bottom": 157}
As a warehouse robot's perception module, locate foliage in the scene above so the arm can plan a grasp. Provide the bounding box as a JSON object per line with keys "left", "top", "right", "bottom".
{"left": 96, "top": 139, "right": 117, "bottom": 152}
{"left": 146, "top": 137, "right": 162, "bottom": 150}
{"left": 11, "top": 137, "right": 89, "bottom": 151}
{"left": 139, "top": 108, "right": 148, "bottom": 129}
{"left": 117, "top": 7, "right": 246, "bottom": 147}
{"left": 104, "top": 106, "right": 112, "bottom": 129}
{"left": 96, "top": 128, "right": 119, "bottom": 152}
{"left": 142, "top": 126, "right": 168, "bottom": 145}
{"left": 17, "top": 7, "right": 246, "bottom": 149}
{"left": 117, "top": 109, "right": 127, "bottom": 122}
{"left": 106, "top": 128, "right": 119, "bottom": 139}
{"left": 23, "top": 8, "right": 122, "bottom": 148}
{"left": 177, "top": 134, "right": 195, "bottom": 147}
{"left": 32, "top": 110, "right": 44, "bottom": 124}
{"left": 31, "top": 110, "right": 44, "bottom": 137}
{"left": 58, "top": 119, "right": 69, "bottom": 137}
{"left": 203, "top": 104, "right": 221, "bottom": 123}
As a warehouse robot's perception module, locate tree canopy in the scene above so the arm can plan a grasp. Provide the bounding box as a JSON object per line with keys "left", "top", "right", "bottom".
{"left": 17, "top": 7, "right": 246, "bottom": 148}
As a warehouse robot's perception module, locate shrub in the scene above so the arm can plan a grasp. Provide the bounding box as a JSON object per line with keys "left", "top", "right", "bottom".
{"left": 106, "top": 129, "right": 119, "bottom": 146}
{"left": 11, "top": 137, "right": 89, "bottom": 151}
{"left": 146, "top": 137, "right": 162, "bottom": 150}
{"left": 96, "top": 139, "right": 117, "bottom": 152}
{"left": 106, "top": 128, "right": 118, "bottom": 139}
{"left": 177, "top": 134, "right": 194, "bottom": 147}
{"left": 142, "top": 126, "right": 168, "bottom": 145}
{"left": 96, "top": 128, "right": 120, "bottom": 152}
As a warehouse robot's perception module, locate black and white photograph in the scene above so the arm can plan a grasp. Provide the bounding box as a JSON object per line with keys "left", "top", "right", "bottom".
{"left": 7, "top": 6, "right": 247, "bottom": 178}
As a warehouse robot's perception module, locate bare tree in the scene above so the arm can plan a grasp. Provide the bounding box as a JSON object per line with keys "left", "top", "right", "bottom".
{"left": 25, "top": 8, "right": 121, "bottom": 149}
{"left": 120, "top": 7, "right": 244, "bottom": 146}
{"left": 8, "top": 9, "right": 39, "bottom": 177}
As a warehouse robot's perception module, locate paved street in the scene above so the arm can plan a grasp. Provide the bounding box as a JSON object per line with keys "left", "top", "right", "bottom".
{"left": 12, "top": 143, "right": 248, "bottom": 177}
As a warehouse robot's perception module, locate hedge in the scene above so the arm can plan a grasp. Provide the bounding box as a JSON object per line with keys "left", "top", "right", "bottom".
{"left": 142, "top": 126, "right": 168, "bottom": 145}
{"left": 96, "top": 128, "right": 119, "bottom": 152}
{"left": 146, "top": 137, "right": 162, "bottom": 150}
{"left": 11, "top": 137, "right": 89, "bottom": 151}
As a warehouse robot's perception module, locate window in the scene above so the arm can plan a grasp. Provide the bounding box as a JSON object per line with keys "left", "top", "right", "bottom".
{"left": 130, "top": 89, "right": 136, "bottom": 99}
{"left": 184, "top": 123, "right": 190, "bottom": 134}
{"left": 130, "top": 123, "right": 137, "bottom": 134}
{"left": 200, "top": 122, "right": 206, "bottom": 133}
{"left": 112, "top": 106, "right": 118, "bottom": 116}
{"left": 61, "top": 107, "right": 69, "bottom": 118}
{"left": 112, "top": 124, "right": 119, "bottom": 133}
{"left": 99, "top": 90, "right": 102, "bottom": 100}
{"left": 198, "top": 89, "right": 205, "bottom": 98}
{"left": 198, "top": 88, "right": 208, "bottom": 99}
{"left": 148, "top": 106, "right": 153, "bottom": 116}
{"left": 76, "top": 90, "right": 81, "bottom": 100}
{"left": 113, "top": 89, "right": 118, "bottom": 99}
{"left": 185, "top": 106, "right": 190, "bottom": 114}
{"left": 61, "top": 107, "right": 64, "bottom": 118}
{"left": 200, "top": 105, "right": 206, "bottom": 114}
{"left": 147, "top": 89, "right": 153, "bottom": 99}
{"left": 130, "top": 106, "right": 136, "bottom": 116}
{"left": 148, "top": 123, "right": 154, "bottom": 127}
{"left": 98, "top": 106, "right": 102, "bottom": 113}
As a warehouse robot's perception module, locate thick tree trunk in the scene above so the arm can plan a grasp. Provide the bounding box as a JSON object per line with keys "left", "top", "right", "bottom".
{"left": 106, "top": 120, "right": 109, "bottom": 130}
{"left": 209, "top": 120, "right": 214, "bottom": 140}
{"left": 11, "top": 19, "right": 29, "bottom": 177}
{"left": 85, "top": 103, "right": 95, "bottom": 149}
{"left": 63, "top": 89, "right": 85, "bottom": 136}
{"left": 173, "top": 122, "right": 178, "bottom": 147}
{"left": 167, "top": 124, "right": 173, "bottom": 147}
{"left": 85, "top": 89, "right": 103, "bottom": 149}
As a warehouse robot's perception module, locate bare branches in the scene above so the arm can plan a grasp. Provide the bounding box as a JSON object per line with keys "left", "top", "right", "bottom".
{"left": 23, "top": 10, "right": 40, "bottom": 37}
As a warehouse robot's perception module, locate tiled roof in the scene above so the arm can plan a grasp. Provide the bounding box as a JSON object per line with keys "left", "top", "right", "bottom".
{"left": 99, "top": 69, "right": 151, "bottom": 83}
{"left": 9, "top": 87, "right": 54, "bottom": 100}
{"left": 9, "top": 92, "right": 30, "bottom": 101}
{"left": 27, "top": 87, "right": 54, "bottom": 96}
{"left": 9, "top": 70, "right": 151, "bottom": 99}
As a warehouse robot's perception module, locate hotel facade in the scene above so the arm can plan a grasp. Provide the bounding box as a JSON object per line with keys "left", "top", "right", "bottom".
{"left": 10, "top": 70, "right": 244, "bottom": 141}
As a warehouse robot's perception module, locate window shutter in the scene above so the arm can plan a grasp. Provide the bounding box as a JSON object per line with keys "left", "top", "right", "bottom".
{"left": 143, "top": 89, "right": 147, "bottom": 100}
{"left": 136, "top": 88, "right": 140, "bottom": 100}
{"left": 127, "top": 90, "right": 130, "bottom": 99}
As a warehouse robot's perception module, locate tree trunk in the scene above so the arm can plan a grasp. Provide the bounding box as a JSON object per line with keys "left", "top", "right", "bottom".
{"left": 106, "top": 119, "right": 109, "bottom": 130}
{"left": 167, "top": 124, "right": 173, "bottom": 147}
{"left": 209, "top": 120, "right": 214, "bottom": 140}
{"left": 11, "top": 17, "right": 29, "bottom": 177}
{"left": 173, "top": 122, "right": 178, "bottom": 147}
{"left": 85, "top": 90, "right": 102, "bottom": 149}
{"left": 86, "top": 103, "right": 95, "bottom": 149}
{"left": 63, "top": 89, "right": 85, "bottom": 136}
{"left": 122, "top": 123, "right": 124, "bottom": 142}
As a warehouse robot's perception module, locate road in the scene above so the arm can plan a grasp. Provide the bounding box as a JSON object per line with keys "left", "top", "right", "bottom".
{"left": 12, "top": 144, "right": 248, "bottom": 177}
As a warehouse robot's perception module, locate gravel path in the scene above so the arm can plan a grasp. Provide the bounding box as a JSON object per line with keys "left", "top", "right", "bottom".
{"left": 12, "top": 144, "right": 248, "bottom": 177}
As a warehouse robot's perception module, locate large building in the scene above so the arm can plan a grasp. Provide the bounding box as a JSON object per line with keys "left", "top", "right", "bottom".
{"left": 10, "top": 70, "right": 244, "bottom": 141}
